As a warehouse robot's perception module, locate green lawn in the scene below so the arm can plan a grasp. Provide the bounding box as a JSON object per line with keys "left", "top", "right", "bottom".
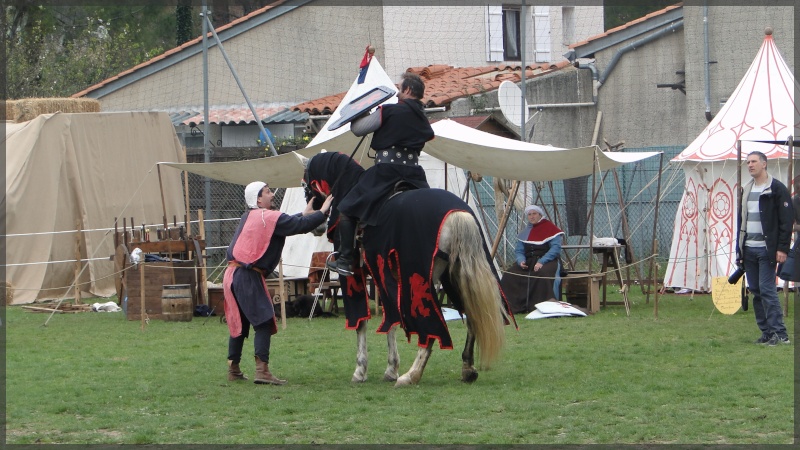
{"left": 5, "top": 291, "right": 795, "bottom": 444}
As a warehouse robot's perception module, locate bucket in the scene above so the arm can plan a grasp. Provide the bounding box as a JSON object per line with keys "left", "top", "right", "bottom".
{"left": 161, "top": 284, "right": 193, "bottom": 322}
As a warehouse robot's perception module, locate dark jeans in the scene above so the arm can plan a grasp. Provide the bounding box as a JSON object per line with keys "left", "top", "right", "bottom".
{"left": 743, "top": 246, "right": 788, "bottom": 338}
{"left": 227, "top": 313, "right": 275, "bottom": 364}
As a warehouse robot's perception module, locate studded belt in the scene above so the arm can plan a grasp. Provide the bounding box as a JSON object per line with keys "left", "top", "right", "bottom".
{"left": 375, "top": 146, "right": 420, "bottom": 166}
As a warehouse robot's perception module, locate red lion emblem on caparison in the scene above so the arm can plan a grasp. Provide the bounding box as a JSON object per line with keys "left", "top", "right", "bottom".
{"left": 409, "top": 273, "right": 433, "bottom": 318}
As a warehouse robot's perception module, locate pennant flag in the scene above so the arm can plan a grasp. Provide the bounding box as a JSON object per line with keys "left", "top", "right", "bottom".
{"left": 357, "top": 45, "right": 373, "bottom": 84}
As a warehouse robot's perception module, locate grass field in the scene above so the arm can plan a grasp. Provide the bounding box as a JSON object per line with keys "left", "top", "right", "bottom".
{"left": 5, "top": 291, "right": 796, "bottom": 445}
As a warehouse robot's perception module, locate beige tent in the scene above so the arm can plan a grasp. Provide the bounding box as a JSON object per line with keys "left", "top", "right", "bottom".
{"left": 4, "top": 111, "right": 186, "bottom": 304}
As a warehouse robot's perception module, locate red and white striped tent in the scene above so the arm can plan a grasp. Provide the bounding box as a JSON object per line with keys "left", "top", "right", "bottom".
{"left": 665, "top": 29, "right": 799, "bottom": 292}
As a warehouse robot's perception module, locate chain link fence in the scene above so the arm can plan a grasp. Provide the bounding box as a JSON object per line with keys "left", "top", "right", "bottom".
{"left": 185, "top": 146, "right": 290, "bottom": 282}
{"left": 184, "top": 145, "right": 685, "bottom": 284}
{"left": 469, "top": 146, "right": 685, "bottom": 282}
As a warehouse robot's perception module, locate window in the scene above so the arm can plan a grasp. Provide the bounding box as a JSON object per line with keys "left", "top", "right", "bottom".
{"left": 502, "top": 7, "right": 520, "bottom": 60}
{"left": 486, "top": 5, "right": 551, "bottom": 63}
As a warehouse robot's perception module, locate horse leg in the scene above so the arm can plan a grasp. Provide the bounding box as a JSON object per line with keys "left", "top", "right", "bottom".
{"left": 461, "top": 327, "right": 478, "bottom": 383}
{"left": 395, "top": 344, "right": 433, "bottom": 387}
{"left": 383, "top": 324, "right": 400, "bottom": 381}
{"left": 351, "top": 320, "right": 369, "bottom": 383}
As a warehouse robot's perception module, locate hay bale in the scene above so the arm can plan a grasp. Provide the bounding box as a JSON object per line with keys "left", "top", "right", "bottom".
{"left": 13, "top": 97, "right": 101, "bottom": 122}
{"left": 4, "top": 100, "right": 17, "bottom": 122}
{"left": 2, "top": 281, "right": 14, "bottom": 306}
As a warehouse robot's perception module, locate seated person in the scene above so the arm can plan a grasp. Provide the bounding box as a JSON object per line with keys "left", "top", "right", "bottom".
{"left": 500, "top": 205, "right": 565, "bottom": 314}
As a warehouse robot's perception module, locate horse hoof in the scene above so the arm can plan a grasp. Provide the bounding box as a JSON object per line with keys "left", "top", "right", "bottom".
{"left": 351, "top": 374, "right": 367, "bottom": 383}
{"left": 383, "top": 373, "right": 398, "bottom": 382}
{"left": 394, "top": 375, "right": 414, "bottom": 387}
{"left": 461, "top": 370, "right": 478, "bottom": 383}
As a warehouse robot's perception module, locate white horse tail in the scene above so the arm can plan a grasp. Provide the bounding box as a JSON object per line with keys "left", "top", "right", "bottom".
{"left": 440, "top": 211, "right": 509, "bottom": 368}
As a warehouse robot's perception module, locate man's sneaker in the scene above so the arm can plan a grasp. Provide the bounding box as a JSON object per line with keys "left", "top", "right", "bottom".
{"left": 754, "top": 334, "right": 771, "bottom": 344}
{"left": 766, "top": 334, "right": 791, "bottom": 346}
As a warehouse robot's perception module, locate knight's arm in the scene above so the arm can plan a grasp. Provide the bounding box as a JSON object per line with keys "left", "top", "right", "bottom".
{"left": 350, "top": 108, "right": 382, "bottom": 136}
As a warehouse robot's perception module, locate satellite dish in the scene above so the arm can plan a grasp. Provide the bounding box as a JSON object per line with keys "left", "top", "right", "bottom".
{"left": 498, "top": 80, "right": 529, "bottom": 127}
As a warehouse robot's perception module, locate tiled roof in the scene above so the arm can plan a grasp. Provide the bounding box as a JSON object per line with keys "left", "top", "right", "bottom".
{"left": 292, "top": 61, "right": 572, "bottom": 115}
{"left": 569, "top": 3, "right": 683, "bottom": 50}
{"left": 170, "top": 104, "right": 308, "bottom": 126}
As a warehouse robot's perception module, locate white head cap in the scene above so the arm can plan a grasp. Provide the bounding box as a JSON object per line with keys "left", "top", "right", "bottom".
{"left": 524, "top": 204, "right": 546, "bottom": 218}
{"left": 244, "top": 181, "right": 267, "bottom": 209}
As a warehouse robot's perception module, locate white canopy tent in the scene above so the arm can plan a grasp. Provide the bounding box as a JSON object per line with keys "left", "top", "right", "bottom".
{"left": 664, "top": 30, "right": 799, "bottom": 292}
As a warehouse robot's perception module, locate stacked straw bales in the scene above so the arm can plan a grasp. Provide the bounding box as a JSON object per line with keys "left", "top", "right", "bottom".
{"left": 5, "top": 98, "right": 100, "bottom": 123}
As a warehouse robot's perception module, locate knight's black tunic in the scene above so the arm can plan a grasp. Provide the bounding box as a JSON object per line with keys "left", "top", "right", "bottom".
{"left": 338, "top": 98, "right": 434, "bottom": 226}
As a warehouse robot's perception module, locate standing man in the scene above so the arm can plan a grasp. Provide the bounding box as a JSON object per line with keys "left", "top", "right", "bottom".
{"left": 223, "top": 181, "right": 333, "bottom": 384}
{"left": 328, "top": 72, "right": 435, "bottom": 276}
{"left": 736, "top": 151, "right": 792, "bottom": 346}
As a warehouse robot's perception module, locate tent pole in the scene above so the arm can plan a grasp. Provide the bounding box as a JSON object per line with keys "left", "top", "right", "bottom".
{"left": 74, "top": 220, "right": 82, "bottom": 305}
{"left": 786, "top": 135, "right": 794, "bottom": 316}
{"left": 652, "top": 238, "right": 660, "bottom": 319}
{"left": 736, "top": 140, "right": 743, "bottom": 313}
{"left": 157, "top": 164, "right": 169, "bottom": 234}
{"left": 589, "top": 150, "right": 596, "bottom": 279}
{"left": 612, "top": 168, "right": 643, "bottom": 289}
{"left": 490, "top": 181, "right": 520, "bottom": 259}
{"left": 645, "top": 153, "right": 664, "bottom": 310}
{"left": 140, "top": 262, "right": 146, "bottom": 331}
{"left": 183, "top": 170, "right": 191, "bottom": 235}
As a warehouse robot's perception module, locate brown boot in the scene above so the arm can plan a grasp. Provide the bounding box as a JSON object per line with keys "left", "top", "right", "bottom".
{"left": 254, "top": 356, "right": 287, "bottom": 385}
{"left": 227, "top": 360, "right": 248, "bottom": 381}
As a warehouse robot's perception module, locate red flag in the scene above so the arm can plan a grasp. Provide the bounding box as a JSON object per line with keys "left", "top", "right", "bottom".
{"left": 357, "top": 45, "right": 372, "bottom": 84}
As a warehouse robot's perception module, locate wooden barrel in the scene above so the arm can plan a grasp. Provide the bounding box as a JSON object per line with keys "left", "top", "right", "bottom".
{"left": 161, "top": 284, "right": 193, "bottom": 322}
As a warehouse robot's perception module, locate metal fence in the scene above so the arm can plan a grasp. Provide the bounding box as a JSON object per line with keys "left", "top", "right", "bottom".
{"left": 184, "top": 147, "right": 287, "bottom": 280}
{"left": 469, "top": 146, "right": 686, "bottom": 279}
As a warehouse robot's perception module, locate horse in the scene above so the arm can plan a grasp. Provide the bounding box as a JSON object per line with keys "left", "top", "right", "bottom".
{"left": 302, "top": 151, "right": 515, "bottom": 386}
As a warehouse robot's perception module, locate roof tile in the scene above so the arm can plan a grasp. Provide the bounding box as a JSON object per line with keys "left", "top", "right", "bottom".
{"left": 293, "top": 62, "right": 572, "bottom": 113}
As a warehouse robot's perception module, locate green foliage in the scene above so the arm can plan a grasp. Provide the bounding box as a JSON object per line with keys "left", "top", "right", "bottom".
{"left": 604, "top": 0, "right": 677, "bottom": 31}
{"left": 5, "top": 5, "right": 197, "bottom": 99}
{"left": 5, "top": 292, "right": 794, "bottom": 444}
{"left": 175, "top": 2, "right": 193, "bottom": 47}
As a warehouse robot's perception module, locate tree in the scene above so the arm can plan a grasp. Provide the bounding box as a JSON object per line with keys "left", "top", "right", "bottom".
{"left": 5, "top": 5, "right": 187, "bottom": 99}
{"left": 604, "top": 0, "right": 676, "bottom": 31}
{"left": 176, "top": 1, "right": 194, "bottom": 46}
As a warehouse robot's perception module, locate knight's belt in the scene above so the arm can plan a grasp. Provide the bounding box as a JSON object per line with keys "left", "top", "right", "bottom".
{"left": 228, "top": 260, "right": 267, "bottom": 277}
{"left": 375, "top": 146, "right": 420, "bottom": 166}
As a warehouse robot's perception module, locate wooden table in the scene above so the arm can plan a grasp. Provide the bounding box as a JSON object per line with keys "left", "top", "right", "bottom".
{"left": 561, "top": 244, "right": 628, "bottom": 312}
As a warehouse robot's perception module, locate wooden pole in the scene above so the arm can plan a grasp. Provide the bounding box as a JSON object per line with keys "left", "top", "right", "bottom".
{"left": 653, "top": 240, "right": 660, "bottom": 319}
{"left": 157, "top": 164, "right": 169, "bottom": 233}
{"left": 278, "top": 259, "right": 286, "bottom": 329}
{"left": 787, "top": 135, "right": 794, "bottom": 316}
{"left": 184, "top": 171, "right": 191, "bottom": 234}
{"left": 74, "top": 220, "right": 82, "bottom": 305}
{"left": 612, "top": 169, "right": 644, "bottom": 291}
{"left": 198, "top": 208, "right": 208, "bottom": 307}
{"left": 490, "top": 180, "right": 520, "bottom": 258}
{"left": 645, "top": 154, "right": 665, "bottom": 304}
{"left": 140, "top": 263, "right": 146, "bottom": 331}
